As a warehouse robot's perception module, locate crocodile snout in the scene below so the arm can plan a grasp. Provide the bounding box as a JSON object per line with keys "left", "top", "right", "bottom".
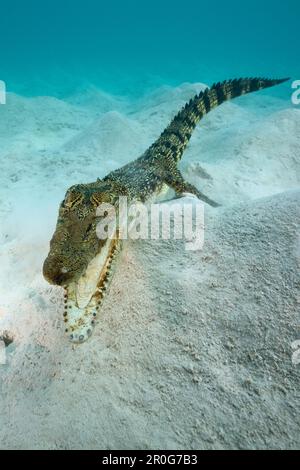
{"left": 43, "top": 257, "right": 73, "bottom": 286}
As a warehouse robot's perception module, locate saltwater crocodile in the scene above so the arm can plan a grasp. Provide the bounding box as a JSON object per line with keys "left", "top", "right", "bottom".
{"left": 43, "top": 77, "right": 288, "bottom": 343}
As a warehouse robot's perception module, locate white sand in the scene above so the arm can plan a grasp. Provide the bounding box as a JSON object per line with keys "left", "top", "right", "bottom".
{"left": 0, "top": 83, "right": 299, "bottom": 449}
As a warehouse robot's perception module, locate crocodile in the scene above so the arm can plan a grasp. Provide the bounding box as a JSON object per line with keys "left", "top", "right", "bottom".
{"left": 43, "top": 77, "right": 288, "bottom": 343}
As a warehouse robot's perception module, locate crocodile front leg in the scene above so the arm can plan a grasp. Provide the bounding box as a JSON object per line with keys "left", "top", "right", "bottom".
{"left": 163, "top": 165, "right": 221, "bottom": 207}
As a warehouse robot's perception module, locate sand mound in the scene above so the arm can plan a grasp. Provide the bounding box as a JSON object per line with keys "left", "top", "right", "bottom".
{"left": 0, "top": 190, "right": 299, "bottom": 449}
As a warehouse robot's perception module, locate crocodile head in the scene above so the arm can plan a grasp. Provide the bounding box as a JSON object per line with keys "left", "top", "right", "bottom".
{"left": 43, "top": 180, "right": 122, "bottom": 343}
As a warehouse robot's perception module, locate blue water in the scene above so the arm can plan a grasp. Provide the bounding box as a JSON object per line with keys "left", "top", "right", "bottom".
{"left": 1, "top": 0, "right": 299, "bottom": 97}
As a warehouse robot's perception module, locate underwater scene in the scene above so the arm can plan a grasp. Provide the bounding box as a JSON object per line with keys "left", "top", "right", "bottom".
{"left": 0, "top": 0, "right": 299, "bottom": 451}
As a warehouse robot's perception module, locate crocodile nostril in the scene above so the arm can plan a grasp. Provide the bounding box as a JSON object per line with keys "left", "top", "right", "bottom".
{"left": 43, "top": 262, "right": 71, "bottom": 286}
{"left": 54, "top": 274, "right": 64, "bottom": 285}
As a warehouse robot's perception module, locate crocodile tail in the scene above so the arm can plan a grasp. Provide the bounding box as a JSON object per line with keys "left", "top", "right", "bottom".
{"left": 149, "top": 77, "right": 289, "bottom": 163}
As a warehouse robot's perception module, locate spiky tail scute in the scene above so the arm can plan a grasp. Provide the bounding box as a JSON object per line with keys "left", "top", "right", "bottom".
{"left": 148, "top": 77, "right": 289, "bottom": 163}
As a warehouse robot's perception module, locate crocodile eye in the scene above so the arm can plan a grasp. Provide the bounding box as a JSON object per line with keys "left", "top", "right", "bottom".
{"left": 64, "top": 191, "right": 84, "bottom": 209}
{"left": 90, "top": 193, "right": 102, "bottom": 208}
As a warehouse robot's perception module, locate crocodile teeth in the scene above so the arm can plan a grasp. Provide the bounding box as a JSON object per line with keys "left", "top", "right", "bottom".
{"left": 63, "top": 236, "right": 120, "bottom": 344}
{"left": 75, "top": 237, "right": 113, "bottom": 309}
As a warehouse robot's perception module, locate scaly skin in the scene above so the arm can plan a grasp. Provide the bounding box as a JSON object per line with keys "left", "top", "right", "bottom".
{"left": 43, "top": 77, "right": 288, "bottom": 343}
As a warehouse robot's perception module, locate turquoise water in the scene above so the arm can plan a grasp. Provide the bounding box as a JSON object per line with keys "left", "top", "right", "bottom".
{"left": 1, "top": 0, "right": 299, "bottom": 97}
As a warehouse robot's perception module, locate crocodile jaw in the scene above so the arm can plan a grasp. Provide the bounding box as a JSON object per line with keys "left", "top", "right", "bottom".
{"left": 63, "top": 236, "right": 120, "bottom": 343}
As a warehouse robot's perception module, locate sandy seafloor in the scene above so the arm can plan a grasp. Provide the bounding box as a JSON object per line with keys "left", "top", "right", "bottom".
{"left": 0, "top": 82, "right": 299, "bottom": 449}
